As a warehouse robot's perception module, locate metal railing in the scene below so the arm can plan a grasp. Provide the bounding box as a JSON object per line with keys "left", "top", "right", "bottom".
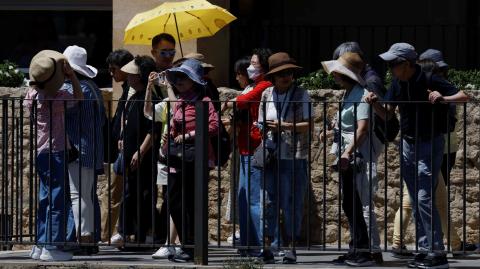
{"left": 0, "top": 97, "right": 478, "bottom": 265}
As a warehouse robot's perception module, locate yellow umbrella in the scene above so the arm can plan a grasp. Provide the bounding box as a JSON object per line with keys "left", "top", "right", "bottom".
{"left": 124, "top": 0, "right": 236, "bottom": 56}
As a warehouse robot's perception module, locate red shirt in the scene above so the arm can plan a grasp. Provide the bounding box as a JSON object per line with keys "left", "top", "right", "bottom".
{"left": 235, "top": 77, "right": 272, "bottom": 155}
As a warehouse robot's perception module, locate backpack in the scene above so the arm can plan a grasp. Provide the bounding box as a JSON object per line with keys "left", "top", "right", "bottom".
{"left": 365, "top": 82, "right": 400, "bottom": 143}
{"left": 373, "top": 114, "right": 400, "bottom": 143}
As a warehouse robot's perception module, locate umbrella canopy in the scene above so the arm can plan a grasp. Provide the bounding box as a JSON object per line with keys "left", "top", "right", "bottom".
{"left": 124, "top": 0, "right": 236, "bottom": 54}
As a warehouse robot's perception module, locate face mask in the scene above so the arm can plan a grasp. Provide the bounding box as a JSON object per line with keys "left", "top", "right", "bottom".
{"left": 247, "top": 64, "right": 261, "bottom": 80}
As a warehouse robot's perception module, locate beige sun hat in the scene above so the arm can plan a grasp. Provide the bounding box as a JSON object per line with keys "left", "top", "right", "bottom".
{"left": 173, "top": 52, "right": 215, "bottom": 71}
{"left": 29, "top": 50, "right": 67, "bottom": 94}
{"left": 322, "top": 52, "right": 366, "bottom": 86}
{"left": 120, "top": 59, "right": 140, "bottom": 75}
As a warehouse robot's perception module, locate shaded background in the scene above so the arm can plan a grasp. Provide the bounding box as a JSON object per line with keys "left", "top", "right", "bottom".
{"left": 0, "top": 0, "right": 479, "bottom": 87}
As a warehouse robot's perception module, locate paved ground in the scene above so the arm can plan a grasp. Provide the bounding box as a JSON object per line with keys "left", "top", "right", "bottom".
{"left": 0, "top": 247, "right": 478, "bottom": 269}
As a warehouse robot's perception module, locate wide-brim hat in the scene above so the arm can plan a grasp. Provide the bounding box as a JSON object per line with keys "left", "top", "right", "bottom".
{"left": 173, "top": 52, "right": 215, "bottom": 71}
{"left": 265, "top": 52, "right": 302, "bottom": 78}
{"left": 322, "top": 52, "right": 366, "bottom": 86}
{"left": 63, "top": 45, "right": 97, "bottom": 78}
{"left": 29, "top": 50, "right": 66, "bottom": 94}
{"left": 120, "top": 59, "right": 140, "bottom": 75}
{"left": 166, "top": 58, "right": 207, "bottom": 86}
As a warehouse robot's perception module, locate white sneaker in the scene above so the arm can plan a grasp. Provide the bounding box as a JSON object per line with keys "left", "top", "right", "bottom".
{"left": 152, "top": 246, "right": 175, "bottom": 259}
{"left": 29, "top": 246, "right": 42, "bottom": 260}
{"left": 39, "top": 248, "right": 73, "bottom": 261}
{"left": 227, "top": 231, "right": 241, "bottom": 244}
{"left": 110, "top": 233, "right": 124, "bottom": 245}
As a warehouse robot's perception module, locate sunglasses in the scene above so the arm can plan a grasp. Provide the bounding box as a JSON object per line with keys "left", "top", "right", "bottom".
{"left": 169, "top": 72, "right": 190, "bottom": 84}
{"left": 275, "top": 69, "right": 294, "bottom": 78}
{"left": 156, "top": 49, "right": 176, "bottom": 58}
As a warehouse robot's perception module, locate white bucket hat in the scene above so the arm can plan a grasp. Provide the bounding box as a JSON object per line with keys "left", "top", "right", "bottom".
{"left": 321, "top": 52, "right": 366, "bottom": 86}
{"left": 63, "top": 45, "right": 98, "bottom": 78}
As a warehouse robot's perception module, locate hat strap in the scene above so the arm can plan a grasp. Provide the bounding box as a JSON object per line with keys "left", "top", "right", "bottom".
{"left": 269, "top": 59, "right": 296, "bottom": 70}
{"left": 30, "top": 58, "right": 57, "bottom": 89}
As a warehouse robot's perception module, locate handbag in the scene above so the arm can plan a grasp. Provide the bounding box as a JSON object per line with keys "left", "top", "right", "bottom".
{"left": 165, "top": 140, "right": 195, "bottom": 169}
{"left": 251, "top": 141, "right": 276, "bottom": 168}
{"left": 252, "top": 85, "right": 298, "bottom": 168}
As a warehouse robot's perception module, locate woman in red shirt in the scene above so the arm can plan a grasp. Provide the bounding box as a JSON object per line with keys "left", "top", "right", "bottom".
{"left": 222, "top": 48, "right": 273, "bottom": 261}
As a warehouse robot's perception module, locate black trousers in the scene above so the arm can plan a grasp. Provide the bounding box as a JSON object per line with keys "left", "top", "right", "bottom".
{"left": 118, "top": 153, "right": 162, "bottom": 243}
{"left": 157, "top": 162, "right": 195, "bottom": 253}
{"left": 341, "top": 167, "right": 370, "bottom": 254}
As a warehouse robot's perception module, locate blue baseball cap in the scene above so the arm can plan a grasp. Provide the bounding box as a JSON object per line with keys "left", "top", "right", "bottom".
{"left": 419, "top": 49, "right": 448, "bottom": 68}
{"left": 379, "top": 43, "right": 418, "bottom": 62}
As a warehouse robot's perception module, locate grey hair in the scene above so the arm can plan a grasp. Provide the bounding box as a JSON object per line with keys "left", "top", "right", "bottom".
{"left": 332, "top": 41, "right": 365, "bottom": 61}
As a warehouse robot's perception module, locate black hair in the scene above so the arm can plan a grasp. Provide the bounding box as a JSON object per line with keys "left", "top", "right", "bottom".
{"left": 252, "top": 48, "right": 272, "bottom": 73}
{"left": 134, "top": 55, "right": 156, "bottom": 87}
{"left": 417, "top": 59, "right": 439, "bottom": 73}
{"left": 234, "top": 56, "right": 251, "bottom": 77}
{"left": 106, "top": 49, "right": 134, "bottom": 68}
{"left": 151, "top": 33, "right": 176, "bottom": 48}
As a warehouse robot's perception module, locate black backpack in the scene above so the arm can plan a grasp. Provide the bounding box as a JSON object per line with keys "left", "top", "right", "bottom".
{"left": 374, "top": 113, "right": 400, "bottom": 143}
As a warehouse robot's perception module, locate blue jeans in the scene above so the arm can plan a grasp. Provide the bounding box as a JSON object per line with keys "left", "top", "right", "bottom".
{"left": 402, "top": 136, "right": 445, "bottom": 254}
{"left": 265, "top": 159, "right": 308, "bottom": 247}
{"left": 36, "top": 152, "right": 76, "bottom": 249}
{"left": 238, "top": 155, "right": 263, "bottom": 255}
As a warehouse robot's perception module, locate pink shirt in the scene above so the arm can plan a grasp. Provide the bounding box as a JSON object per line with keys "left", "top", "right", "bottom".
{"left": 23, "top": 88, "right": 76, "bottom": 154}
{"left": 170, "top": 93, "right": 219, "bottom": 166}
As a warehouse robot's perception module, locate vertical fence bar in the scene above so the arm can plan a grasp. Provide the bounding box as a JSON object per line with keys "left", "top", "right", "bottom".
{"left": 29, "top": 96, "right": 34, "bottom": 242}
{"left": 10, "top": 100, "right": 14, "bottom": 246}
{"left": 446, "top": 105, "right": 451, "bottom": 252}
{"left": 414, "top": 104, "right": 419, "bottom": 252}
{"left": 383, "top": 103, "right": 388, "bottom": 251}
{"left": 462, "top": 103, "right": 467, "bottom": 253}
{"left": 216, "top": 103, "right": 221, "bottom": 248}
{"left": 322, "top": 102, "right": 327, "bottom": 251}
{"left": 232, "top": 101, "right": 238, "bottom": 249}
{"left": 194, "top": 100, "right": 208, "bottom": 265}
{"left": 107, "top": 100, "right": 112, "bottom": 243}
{"left": 63, "top": 101, "right": 68, "bottom": 247}
{"left": 430, "top": 108, "right": 435, "bottom": 253}
{"left": 337, "top": 102, "right": 342, "bottom": 250}
{"left": 1, "top": 99, "right": 7, "bottom": 247}
{"left": 307, "top": 101, "right": 312, "bottom": 250}
{"left": 19, "top": 100, "right": 24, "bottom": 244}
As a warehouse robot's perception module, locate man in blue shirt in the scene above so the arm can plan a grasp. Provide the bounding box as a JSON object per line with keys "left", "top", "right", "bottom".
{"left": 365, "top": 43, "right": 468, "bottom": 269}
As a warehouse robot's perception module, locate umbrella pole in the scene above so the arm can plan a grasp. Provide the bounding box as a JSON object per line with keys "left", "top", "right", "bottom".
{"left": 174, "top": 13, "right": 184, "bottom": 57}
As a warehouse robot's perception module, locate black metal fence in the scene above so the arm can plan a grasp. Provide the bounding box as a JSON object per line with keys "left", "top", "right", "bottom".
{"left": 0, "top": 97, "right": 479, "bottom": 265}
